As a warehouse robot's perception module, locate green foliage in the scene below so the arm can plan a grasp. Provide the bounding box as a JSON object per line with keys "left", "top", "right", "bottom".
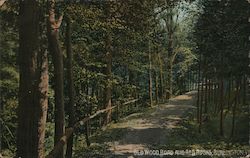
{"left": 0, "top": 6, "right": 18, "bottom": 152}
{"left": 192, "top": 0, "right": 249, "bottom": 146}
{"left": 2, "top": 0, "right": 247, "bottom": 156}
{"left": 194, "top": 0, "right": 249, "bottom": 78}
{"left": 44, "top": 123, "right": 54, "bottom": 155}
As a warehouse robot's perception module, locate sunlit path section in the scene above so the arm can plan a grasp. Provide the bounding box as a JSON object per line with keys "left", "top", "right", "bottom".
{"left": 96, "top": 91, "right": 197, "bottom": 156}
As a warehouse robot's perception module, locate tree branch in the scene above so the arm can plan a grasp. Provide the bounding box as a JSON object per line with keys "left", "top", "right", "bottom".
{"left": 48, "top": 0, "right": 63, "bottom": 30}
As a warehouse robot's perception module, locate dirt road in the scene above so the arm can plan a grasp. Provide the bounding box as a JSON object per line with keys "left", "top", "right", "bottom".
{"left": 105, "top": 91, "right": 197, "bottom": 157}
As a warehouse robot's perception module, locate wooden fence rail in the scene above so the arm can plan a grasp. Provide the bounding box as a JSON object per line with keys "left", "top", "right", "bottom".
{"left": 46, "top": 98, "right": 139, "bottom": 158}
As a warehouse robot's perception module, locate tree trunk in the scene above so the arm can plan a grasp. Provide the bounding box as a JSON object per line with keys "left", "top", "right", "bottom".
{"left": 158, "top": 53, "right": 164, "bottom": 101}
{"left": 105, "top": 55, "right": 112, "bottom": 124}
{"left": 47, "top": 1, "right": 65, "bottom": 157}
{"left": 167, "top": 59, "right": 173, "bottom": 99}
{"left": 167, "top": 63, "right": 173, "bottom": 99}
{"left": 231, "top": 78, "right": 239, "bottom": 137}
{"left": 155, "top": 71, "right": 159, "bottom": 104}
{"left": 0, "top": 102, "right": 1, "bottom": 153}
{"left": 65, "top": 17, "right": 75, "bottom": 158}
{"left": 85, "top": 120, "right": 91, "bottom": 147}
{"left": 214, "top": 82, "right": 219, "bottom": 114}
{"left": 188, "top": 70, "right": 191, "bottom": 91}
{"left": 192, "top": 72, "right": 194, "bottom": 90}
{"left": 105, "top": 32, "right": 112, "bottom": 124}
{"left": 36, "top": 44, "right": 49, "bottom": 158}
{"left": 204, "top": 74, "right": 208, "bottom": 114}
{"left": 196, "top": 61, "right": 201, "bottom": 123}
{"left": 208, "top": 79, "right": 211, "bottom": 105}
{"left": 166, "top": 9, "right": 174, "bottom": 99}
{"left": 129, "top": 69, "right": 137, "bottom": 101}
{"left": 212, "top": 82, "right": 216, "bottom": 112}
{"left": 227, "top": 76, "right": 232, "bottom": 110}
{"left": 197, "top": 83, "right": 200, "bottom": 123}
{"left": 199, "top": 77, "right": 204, "bottom": 133}
{"left": 243, "top": 74, "right": 246, "bottom": 105}
{"left": 104, "top": 2, "right": 113, "bottom": 125}
{"left": 148, "top": 39, "right": 153, "bottom": 106}
{"left": 219, "top": 78, "right": 224, "bottom": 137}
{"left": 17, "top": 1, "right": 48, "bottom": 157}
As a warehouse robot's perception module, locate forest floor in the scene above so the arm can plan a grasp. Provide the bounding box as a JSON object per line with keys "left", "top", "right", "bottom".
{"left": 75, "top": 91, "right": 249, "bottom": 158}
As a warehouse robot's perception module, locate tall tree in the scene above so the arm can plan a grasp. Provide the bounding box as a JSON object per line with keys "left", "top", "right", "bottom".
{"left": 148, "top": 39, "right": 153, "bottom": 106}
{"left": 47, "top": 0, "right": 65, "bottom": 157}
{"left": 194, "top": 0, "right": 249, "bottom": 136}
{"left": 65, "top": 16, "right": 75, "bottom": 158}
{"left": 17, "top": 0, "right": 48, "bottom": 157}
{"left": 104, "top": 1, "right": 113, "bottom": 124}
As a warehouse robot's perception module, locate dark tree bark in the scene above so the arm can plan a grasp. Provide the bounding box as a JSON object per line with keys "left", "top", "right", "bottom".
{"left": 215, "top": 82, "right": 220, "bottom": 113}
{"left": 128, "top": 69, "right": 137, "bottom": 100}
{"left": 212, "top": 82, "right": 216, "bottom": 112}
{"left": 231, "top": 78, "right": 240, "bottom": 137}
{"left": 166, "top": 51, "right": 173, "bottom": 99}
{"left": 65, "top": 17, "right": 75, "bottom": 158}
{"left": 17, "top": 1, "right": 48, "bottom": 157}
{"left": 196, "top": 60, "right": 201, "bottom": 123}
{"left": 190, "top": 71, "right": 193, "bottom": 91}
{"left": 188, "top": 69, "right": 191, "bottom": 91}
{"left": 219, "top": 78, "right": 224, "bottom": 137}
{"left": 158, "top": 53, "right": 164, "bottom": 101}
{"left": 227, "top": 76, "right": 232, "bottom": 110}
{"left": 148, "top": 39, "right": 153, "bottom": 107}
{"left": 104, "top": 2, "right": 113, "bottom": 125}
{"left": 243, "top": 74, "right": 246, "bottom": 105}
{"left": 0, "top": 102, "right": 1, "bottom": 153}
{"left": 219, "top": 55, "right": 224, "bottom": 137}
{"left": 155, "top": 71, "right": 159, "bottom": 104}
{"left": 204, "top": 74, "right": 208, "bottom": 114}
{"left": 199, "top": 77, "right": 204, "bottom": 133}
{"left": 85, "top": 120, "right": 91, "bottom": 147}
{"left": 47, "top": 0, "right": 65, "bottom": 157}
{"left": 208, "top": 79, "right": 211, "bottom": 105}
{"left": 105, "top": 33, "right": 112, "bottom": 124}
{"left": 196, "top": 84, "right": 200, "bottom": 123}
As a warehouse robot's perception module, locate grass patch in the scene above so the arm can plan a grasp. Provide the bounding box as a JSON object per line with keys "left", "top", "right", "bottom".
{"left": 150, "top": 108, "right": 249, "bottom": 151}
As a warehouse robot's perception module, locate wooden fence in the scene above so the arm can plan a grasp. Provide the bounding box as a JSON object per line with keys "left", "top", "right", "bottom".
{"left": 46, "top": 98, "right": 140, "bottom": 158}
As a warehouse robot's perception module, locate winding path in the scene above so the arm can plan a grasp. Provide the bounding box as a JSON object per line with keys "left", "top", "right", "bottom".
{"left": 103, "top": 91, "right": 197, "bottom": 157}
